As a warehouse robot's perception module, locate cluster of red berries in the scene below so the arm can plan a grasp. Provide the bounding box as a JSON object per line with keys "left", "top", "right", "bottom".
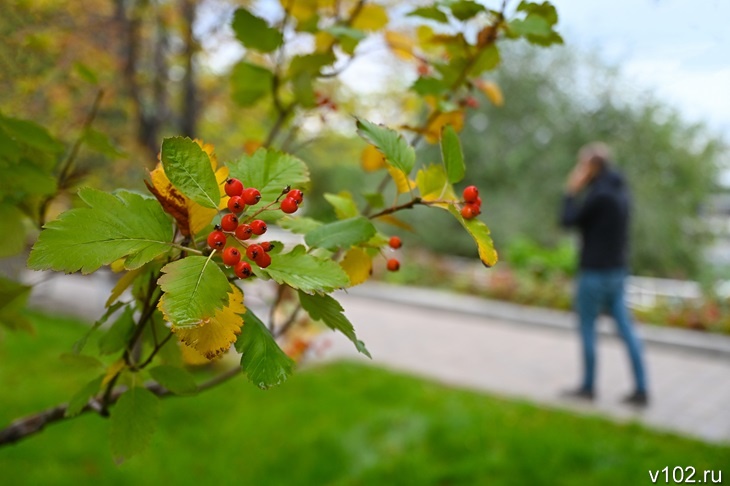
{"left": 206, "top": 178, "right": 304, "bottom": 279}
{"left": 386, "top": 236, "right": 402, "bottom": 272}
{"left": 460, "top": 185, "right": 482, "bottom": 219}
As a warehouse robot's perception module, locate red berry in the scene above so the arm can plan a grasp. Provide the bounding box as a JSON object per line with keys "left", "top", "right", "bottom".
{"left": 280, "top": 197, "right": 298, "bottom": 214}
{"left": 465, "top": 96, "right": 479, "bottom": 109}
{"left": 388, "top": 236, "right": 402, "bottom": 249}
{"left": 387, "top": 258, "right": 400, "bottom": 272}
{"left": 220, "top": 214, "right": 239, "bottom": 232}
{"left": 234, "top": 261, "right": 252, "bottom": 279}
{"left": 246, "top": 244, "right": 263, "bottom": 261}
{"left": 207, "top": 230, "right": 227, "bottom": 249}
{"left": 222, "top": 247, "right": 241, "bottom": 266}
{"left": 250, "top": 219, "right": 267, "bottom": 235}
{"left": 254, "top": 251, "right": 272, "bottom": 268}
{"left": 474, "top": 196, "right": 482, "bottom": 207}
{"left": 261, "top": 241, "right": 275, "bottom": 252}
{"left": 235, "top": 224, "right": 253, "bottom": 240}
{"left": 463, "top": 185, "right": 479, "bottom": 203}
{"left": 225, "top": 178, "right": 244, "bottom": 197}
{"left": 461, "top": 204, "right": 480, "bottom": 219}
{"left": 288, "top": 189, "right": 304, "bottom": 204}
{"left": 242, "top": 187, "right": 261, "bottom": 206}
{"left": 227, "top": 196, "right": 245, "bottom": 213}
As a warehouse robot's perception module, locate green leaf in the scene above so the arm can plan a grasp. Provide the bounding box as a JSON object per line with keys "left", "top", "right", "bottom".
{"left": 83, "top": 128, "right": 126, "bottom": 159}
{"left": 161, "top": 137, "right": 219, "bottom": 209}
{"left": 228, "top": 148, "right": 309, "bottom": 210}
{"left": 448, "top": 204, "right": 498, "bottom": 267}
{"left": 0, "top": 277, "right": 33, "bottom": 333}
{"left": 356, "top": 118, "right": 415, "bottom": 176}
{"left": 231, "top": 8, "right": 283, "bottom": 53}
{"left": 149, "top": 365, "right": 197, "bottom": 395}
{"left": 255, "top": 245, "right": 349, "bottom": 293}
{"left": 27, "top": 188, "right": 174, "bottom": 274}
{"left": 517, "top": 1, "right": 559, "bottom": 25}
{"left": 65, "top": 375, "right": 103, "bottom": 418}
{"left": 470, "top": 44, "right": 500, "bottom": 75}
{"left": 73, "top": 301, "right": 127, "bottom": 354}
{"left": 298, "top": 292, "right": 370, "bottom": 358}
{"left": 411, "top": 77, "right": 448, "bottom": 97}
{"left": 110, "top": 386, "right": 160, "bottom": 461}
{"left": 0, "top": 115, "right": 64, "bottom": 154}
{"left": 231, "top": 61, "right": 273, "bottom": 106}
{"left": 292, "top": 72, "right": 316, "bottom": 108}
{"left": 59, "top": 353, "right": 104, "bottom": 371}
{"left": 440, "top": 125, "right": 465, "bottom": 183}
{"left": 98, "top": 306, "right": 136, "bottom": 355}
{"left": 158, "top": 256, "right": 231, "bottom": 329}
{"left": 279, "top": 216, "right": 322, "bottom": 234}
{"left": 73, "top": 62, "right": 99, "bottom": 84}
{"left": 0, "top": 125, "right": 20, "bottom": 161}
{"left": 450, "top": 0, "right": 486, "bottom": 21}
{"left": 0, "top": 162, "right": 57, "bottom": 197}
{"left": 407, "top": 6, "right": 449, "bottom": 23}
{"left": 324, "top": 192, "right": 359, "bottom": 220}
{"left": 0, "top": 204, "right": 26, "bottom": 258}
{"left": 509, "top": 15, "right": 551, "bottom": 37}
{"left": 235, "top": 309, "right": 294, "bottom": 390}
{"left": 305, "top": 217, "right": 376, "bottom": 251}
{"left": 363, "top": 193, "right": 385, "bottom": 209}
{"left": 288, "top": 52, "right": 337, "bottom": 78}
{"left": 417, "top": 164, "right": 457, "bottom": 202}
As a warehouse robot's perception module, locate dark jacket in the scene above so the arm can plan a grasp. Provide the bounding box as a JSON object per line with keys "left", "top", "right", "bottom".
{"left": 560, "top": 167, "right": 630, "bottom": 270}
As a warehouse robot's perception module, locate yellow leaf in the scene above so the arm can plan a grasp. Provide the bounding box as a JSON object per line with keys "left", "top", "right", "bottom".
{"left": 351, "top": 3, "right": 388, "bottom": 31}
{"left": 110, "top": 259, "right": 126, "bottom": 273}
{"left": 361, "top": 144, "right": 387, "bottom": 172}
{"left": 476, "top": 80, "right": 504, "bottom": 107}
{"left": 179, "top": 343, "right": 212, "bottom": 366}
{"left": 340, "top": 247, "right": 372, "bottom": 287}
{"left": 314, "top": 31, "right": 336, "bottom": 52}
{"left": 374, "top": 214, "right": 414, "bottom": 231}
{"left": 384, "top": 31, "right": 415, "bottom": 60}
{"left": 388, "top": 167, "right": 416, "bottom": 194}
{"left": 102, "top": 359, "right": 126, "bottom": 386}
{"left": 173, "top": 285, "right": 245, "bottom": 359}
{"left": 416, "top": 25, "right": 440, "bottom": 52}
{"left": 424, "top": 111, "right": 464, "bottom": 144}
{"left": 106, "top": 267, "right": 144, "bottom": 307}
{"left": 243, "top": 140, "right": 262, "bottom": 156}
{"left": 281, "top": 0, "right": 318, "bottom": 22}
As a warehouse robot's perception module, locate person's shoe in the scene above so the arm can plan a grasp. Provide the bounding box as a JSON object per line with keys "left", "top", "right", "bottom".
{"left": 622, "top": 390, "right": 649, "bottom": 408}
{"left": 561, "top": 387, "right": 595, "bottom": 401}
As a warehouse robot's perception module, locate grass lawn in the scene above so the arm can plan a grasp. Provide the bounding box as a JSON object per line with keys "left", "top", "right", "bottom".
{"left": 0, "top": 312, "right": 728, "bottom": 485}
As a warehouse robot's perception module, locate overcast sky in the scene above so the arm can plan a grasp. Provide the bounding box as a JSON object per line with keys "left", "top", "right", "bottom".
{"left": 548, "top": 0, "right": 730, "bottom": 139}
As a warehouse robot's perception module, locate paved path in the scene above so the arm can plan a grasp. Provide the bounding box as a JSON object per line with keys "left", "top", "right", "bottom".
{"left": 27, "top": 273, "right": 730, "bottom": 444}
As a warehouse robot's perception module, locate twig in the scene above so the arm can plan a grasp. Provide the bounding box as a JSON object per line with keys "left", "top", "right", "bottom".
{"left": 368, "top": 197, "right": 424, "bottom": 220}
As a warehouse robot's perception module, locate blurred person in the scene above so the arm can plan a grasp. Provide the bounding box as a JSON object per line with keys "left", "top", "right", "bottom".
{"left": 559, "top": 142, "right": 649, "bottom": 406}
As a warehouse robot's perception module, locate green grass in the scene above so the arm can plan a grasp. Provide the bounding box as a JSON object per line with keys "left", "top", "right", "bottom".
{"left": 1, "top": 312, "right": 728, "bottom": 485}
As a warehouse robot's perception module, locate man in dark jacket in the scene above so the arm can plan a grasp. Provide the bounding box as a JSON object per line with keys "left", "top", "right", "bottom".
{"left": 560, "top": 142, "right": 649, "bottom": 406}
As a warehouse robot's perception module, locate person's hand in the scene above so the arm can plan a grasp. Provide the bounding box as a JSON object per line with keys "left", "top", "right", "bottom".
{"left": 566, "top": 160, "right": 593, "bottom": 195}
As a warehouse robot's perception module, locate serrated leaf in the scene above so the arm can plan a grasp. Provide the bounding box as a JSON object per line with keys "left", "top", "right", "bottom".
{"left": 158, "top": 256, "right": 231, "bottom": 329}
{"left": 65, "top": 375, "right": 103, "bottom": 418}
{"left": 60, "top": 353, "right": 105, "bottom": 371}
{"left": 448, "top": 204, "right": 498, "bottom": 267}
{"left": 73, "top": 301, "right": 127, "bottom": 353}
{"left": 231, "top": 61, "right": 273, "bottom": 106}
{"left": 0, "top": 163, "right": 57, "bottom": 197}
{"left": 161, "top": 137, "right": 219, "bottom": 209}
{"left": 374, "top": 214, "right": 414, "bottom": 231}
{"left": 0, "top": 204, "right": 26, "bottom": 258}
{"left": 110, "top": 386, "right": 160, "bottom": 461}
{"left": 83, "top": 128, "right": 126, "bottom": 159}
{"left": 279, "top": 216, "right": 322, "bottom": 234}
{"left": 407, "top": 6, "right": 449, "bottom": 23}
{"left": 305, "top": 217, "right": 376, "bottom": 251}
{"left": 470, "top": 44, "right": 500, "bottom": 75}
{"left": 388, "top": 166, "right": 416, "bottom": 194}
{"left": 28, "top": 188, "right": 174, "bottom": 274}
{"left": 340, "top": 247, "right": 372, "bottom": 287}
{"left": 417, "top": 164, "right": 457, "bottom": 206}
{"left": 441, "top": 125, "right": 465, "bottom": 183}
{"left": 351, "top": 3, "right": 388, "bottom": 31}
{"left": 106, "top": 268, "right": 143, "bottom": 308}
{"left": 255, "top": 245, "right": 349, "bottom": 293}
{"left": 102, "top": 359, "right": 126, "bottom": 386}
{"left": 289, "top": 52, "right": 337, "bottom": 78}
{"left": 423, "top": 111, "right": 464, "bottom": 144}
{"left": 450, "top": 0, "right": 486, "bottom": 21}
{"left": 356, "top": 118, "right": 415, "bottom": 175}
{"left": 173, "top": 284, "right": 245, "bottom": 359}
{"left": 228, "top": 148, "right": 310, "bottom": 212}
{"left": 149, "top": 365, "right": 197, "bottom": 395}
{"left": 363, "top": 193, "right": 385, "bottom": 209}
{"left": 98, "top": 306, "right": 136, "bottom": 355}
{"left": 236, "top": 309, "right": 294, "bottom": 390}
{"left": 0, "top": 115, "right": 64, "bottom": 154}
{"left": 298, "top": 292, "right": 370, "bottom": 357}
{"left": 324, "top": 192, "right": 359, "bottom": 220}
{"left": 232, "top": 8, "right": 283, "bottom": 53}
{"left": 411, "top": 77, "right": 448, "bottom": 97}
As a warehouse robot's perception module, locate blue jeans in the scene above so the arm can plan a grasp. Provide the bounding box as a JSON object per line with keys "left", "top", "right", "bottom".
{"left": 576, "top": 269, "right": 647, "bottom": 393}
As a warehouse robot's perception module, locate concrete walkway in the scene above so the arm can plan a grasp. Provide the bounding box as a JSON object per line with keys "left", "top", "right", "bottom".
{"left": 26, "top": 273, "right": 730, "bottom": 444}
